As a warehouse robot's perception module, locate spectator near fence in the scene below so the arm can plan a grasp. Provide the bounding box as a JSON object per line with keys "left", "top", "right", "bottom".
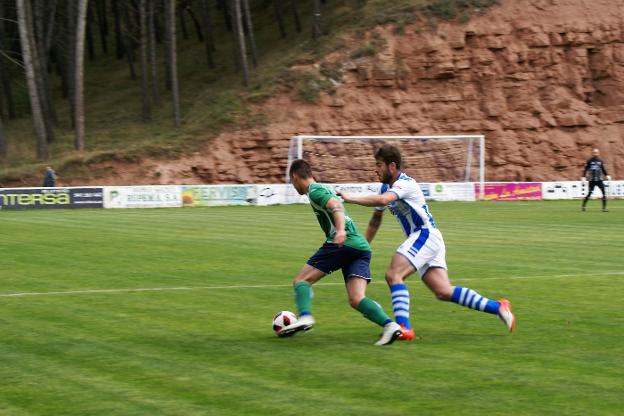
{"left": 43, "top": 166, "right": 57, "bottom": 187}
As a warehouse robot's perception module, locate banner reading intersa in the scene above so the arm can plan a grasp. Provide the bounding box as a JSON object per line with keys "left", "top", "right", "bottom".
{"left": 0, "top": 187, "right": 103, "bottom": 209}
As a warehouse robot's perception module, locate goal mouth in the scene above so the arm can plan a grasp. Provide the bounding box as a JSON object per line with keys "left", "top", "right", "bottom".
{"left": 286, "top": 135, "right": 485, "bottom": 198}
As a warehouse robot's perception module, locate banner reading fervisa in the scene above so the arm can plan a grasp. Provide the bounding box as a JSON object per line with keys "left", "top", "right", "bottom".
{"left": 475, "top": 183, "right": 543, "bottom": 201}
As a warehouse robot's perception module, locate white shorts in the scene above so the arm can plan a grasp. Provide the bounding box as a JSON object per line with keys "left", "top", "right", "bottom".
{"left": 396, "top": 227, "right": 447, "bottom": 278}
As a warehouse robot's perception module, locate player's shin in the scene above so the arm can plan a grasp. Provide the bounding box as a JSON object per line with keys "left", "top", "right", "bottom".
{"left": 356, "top": 297, "right": 392, "bottom": 327}
{"left": 390, "top": 283, "right": 412, "bottom": 329}
{"left": 450, "top": 286, "right": 499, "bottom": 314}
{"left": 294, "top": 281, "right": 313, "bottom": 316}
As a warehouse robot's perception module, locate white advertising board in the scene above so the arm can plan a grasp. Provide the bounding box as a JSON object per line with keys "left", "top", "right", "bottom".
{"left": 181, "top": 185, "right": 256, "bottom": 207}
{"left": 255, "top": 184, "right": 307, "bottom": 206}
{"left": 542, "top": 181, "right": 585, "bottom": 199}
{"left": 104, "top": 186, "right": 182, "bottom": 208}
{"left": 427, "top": 183, "right": 476, "bottom": 201}
{"left": 543, "top": 180, "right": 624, "bottom": 199}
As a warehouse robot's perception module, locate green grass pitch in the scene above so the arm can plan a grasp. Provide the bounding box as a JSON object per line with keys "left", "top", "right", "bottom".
{"left": 1, "top": 201, "right": 622, "bottom": 415}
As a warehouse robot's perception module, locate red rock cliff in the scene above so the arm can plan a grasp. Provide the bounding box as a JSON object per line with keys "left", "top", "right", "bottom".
{"left": 106, "top": 0, "right": 624, "bottom": 185}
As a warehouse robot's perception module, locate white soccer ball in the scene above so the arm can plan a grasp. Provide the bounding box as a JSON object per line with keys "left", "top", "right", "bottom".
{"left": 272, "top": 311, "right": 297, "bottom": 334}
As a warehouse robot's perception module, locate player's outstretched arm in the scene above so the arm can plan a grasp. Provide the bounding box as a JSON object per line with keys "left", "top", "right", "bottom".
{"left": 366, "top": 210, "right": 383, "bottom": 243}
{"left": 325, "top": 197, "right": 346, "bottom": 246}
{"left": 338, "top": 191, "right": 397, "bottom": 207}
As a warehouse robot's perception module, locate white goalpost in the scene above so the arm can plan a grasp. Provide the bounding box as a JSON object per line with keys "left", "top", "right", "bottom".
{"left": 286, "top": 135, "right": 485, "bottom": 199}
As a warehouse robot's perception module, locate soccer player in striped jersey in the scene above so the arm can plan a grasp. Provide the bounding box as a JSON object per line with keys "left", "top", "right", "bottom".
{"left": 339, "top": 144, "right": 515, "bottom": 340}
{"left": 277, "top": 159, "right": 402, "bottom": 346}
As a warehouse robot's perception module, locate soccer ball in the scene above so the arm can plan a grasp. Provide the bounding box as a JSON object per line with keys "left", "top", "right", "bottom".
{"left": 272, "top": 310, "right": 297, "bottom": 335}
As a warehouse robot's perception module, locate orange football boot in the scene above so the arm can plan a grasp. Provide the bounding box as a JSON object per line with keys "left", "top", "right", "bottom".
{"left": 398, "top": 324, "right": 415, "bottom": 341}
{"left": 497, "top": 299, "right": 515, "bottom": 333}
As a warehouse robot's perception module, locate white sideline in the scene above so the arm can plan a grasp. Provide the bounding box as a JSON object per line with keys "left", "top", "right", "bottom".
{"left": 1, "top": 271, "right": 623, "bottom": 298}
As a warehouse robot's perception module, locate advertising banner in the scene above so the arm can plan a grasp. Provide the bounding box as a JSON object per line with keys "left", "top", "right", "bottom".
{"left": 104, "top": 186, "right": 182, "bottom": 208}
{"left": 578, "top": 180, "right": 624, "bottom": 199}
{"left": 256, "top": 184, "right": 308, "bottom": 206}
{"left": 330, "top": 183, "right": 381, "bottom": 195}
{"left": 542, "top": 181, "right": 585, "bottom": 199}
{"left": 475, "top": 183, "right": 542, "bottom": 201}
{"left": 0, "top": 187, "right": 103, "bottom": 209}
{"left": 255, "top": 182, "right": 475, "bottom": 205}
{"left": 605, "top": 180, "right": 624, "bottom": 198}
{"left": 181, "top": 185, "right": 257, "bottom": 207}
{"left": 428, "top": 183, "right": 476, "bottom": 201}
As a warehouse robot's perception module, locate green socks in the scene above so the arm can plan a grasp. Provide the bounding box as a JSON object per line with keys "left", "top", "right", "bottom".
{"left": 294, "top": 283, "right": 391, "bottom": 327}
{"left": 357, "top": 297, "right": 392, "bottom": 327}
{"left": 294, "top": 281, "right": 312, "bottom": 316}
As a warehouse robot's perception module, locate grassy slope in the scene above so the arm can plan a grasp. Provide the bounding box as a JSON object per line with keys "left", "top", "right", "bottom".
{"left": 0, "top": 0, "right": 492, "bottom": 184}
{"left": 0, "top": 200, "right": 622, "bottom": 415}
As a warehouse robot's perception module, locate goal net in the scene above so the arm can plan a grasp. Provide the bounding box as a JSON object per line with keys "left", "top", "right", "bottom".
{"left": 286, "top": 135, "right": 485, "bottom": 199}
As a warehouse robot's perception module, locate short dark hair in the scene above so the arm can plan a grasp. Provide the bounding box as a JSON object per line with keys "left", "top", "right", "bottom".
{"left": 375, "top": 144, "right": 401, "bottom": 169}
{"left": 289, "top": 159, "right": 313, "bottom": 179}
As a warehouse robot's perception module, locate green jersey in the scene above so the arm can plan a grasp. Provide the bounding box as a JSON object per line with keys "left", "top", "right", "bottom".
{"left": 307, "top": 183, "right": 371, "bottom": 252}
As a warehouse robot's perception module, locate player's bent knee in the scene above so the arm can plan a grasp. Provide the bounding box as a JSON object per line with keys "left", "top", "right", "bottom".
{"left": 348, "top": 296, "right": 363, "bottom": 309}
{"left": 385, "top": 272, "right": 402, "bottom": 285}
{"left": 430, "top": 286, "right": 453, "bottom": 301}
{"left": 434, "top": 291, "right": 452, "bottom": 301}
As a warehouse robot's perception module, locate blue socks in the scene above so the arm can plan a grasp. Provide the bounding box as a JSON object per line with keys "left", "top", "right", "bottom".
{"left": 451, "top": 286, "right": 499, "bottom": 314}
{"left": 390, "top": 283, "right": 411, "bottom": 329}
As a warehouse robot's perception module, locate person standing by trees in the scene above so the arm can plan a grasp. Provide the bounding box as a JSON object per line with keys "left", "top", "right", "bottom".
{"left": 43, "top": 166, "right": 57, "bottom": 187}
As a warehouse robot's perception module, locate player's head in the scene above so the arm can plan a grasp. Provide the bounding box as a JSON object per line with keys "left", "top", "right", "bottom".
{"left": 592, "top": 148, "right": 600, "bottom": 157}
{"left": 374, "top": 144, "right": 401, "bottom": 184}
{"left": 289, "top": 159, "right": 314, "bottom": 195}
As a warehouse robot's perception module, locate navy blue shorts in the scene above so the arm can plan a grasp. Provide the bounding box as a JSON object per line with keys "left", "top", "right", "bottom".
{"left": 306, "top": 243, "right": 372, "bottom": 282}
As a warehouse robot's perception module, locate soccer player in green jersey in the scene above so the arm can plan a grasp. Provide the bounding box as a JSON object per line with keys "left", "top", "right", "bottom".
{"left": 277, "top": 159, "right": 402, "bottom": 346}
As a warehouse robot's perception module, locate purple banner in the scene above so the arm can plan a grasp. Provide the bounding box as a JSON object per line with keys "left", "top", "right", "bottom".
{"left": 475, "top": 183, "right": 543, "bottom": 201}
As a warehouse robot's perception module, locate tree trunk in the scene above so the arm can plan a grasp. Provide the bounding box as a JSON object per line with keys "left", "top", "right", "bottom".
{"left": 291, "top": 0, "right": 301, "bottom": 33}
{"left": 66, "top": 0, "right": 77, "bottom": 128}
{"left": 86, "top": 0, "right": 96, "bottom": 60}
{"left": 163, "top": 0, "right": 171, "bottom": 91}
{"left": 139, "top": 0, "right": 151, "bottom": 121}
{"left": 185, "top": 5, "right": 204, "bottom": 42}
{"left": 16, "top": 0, "right": 48, "bottom": 159}
{"left": 241, "top": 0, "right": 256, "bottom": 67}
{"left": 0, "top": 115, "right": 6, "bottom": 159}
{"left": 178, "top": 3, "right": 188, "bottom": 40}
{"left": 312, "top": 0, "right": 321, "bottom": 40}
{"left": 166, "top": 0, "right": 181, "bottom": 127}
{"left": 232, "top": 0, "right": 248, "bottom": 87}
{"left": 0, "top": 3, "right": 16, "bottom": 119}
{"left": 220, "top": 0, "right": 232, "bottom": 32}
{"left": 122, "top": 0, "right": 137, "bottom": 80}
{"left": 148, "top": 0, "right": 158, "bottom": 104}
{"left": 32, "top": 0, "right": 56, "bottom": 141}
{"left": 75, "top": 0, "right": 88, "bottom": 151}
{"left": 43, "top": 0, "right": 58, "bottom": 55}
{"left": 112, "top": 0, "right": 125, "bottom": 59}
{"left": 273, "top": 0, "right": 286, "bottom": 38}
{"left": 227, "top": 0, "right": 239, "bottom": 72}
{"left": 96, "top": 0, "right": 108, "bottom": 53}
{"left": 200, "top": 0, "right": 215, "bottom": 67}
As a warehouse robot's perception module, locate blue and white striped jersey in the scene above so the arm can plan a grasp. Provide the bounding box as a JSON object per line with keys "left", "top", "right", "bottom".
{"left": 375, "top": 172, "right": 436, "bottom": 236}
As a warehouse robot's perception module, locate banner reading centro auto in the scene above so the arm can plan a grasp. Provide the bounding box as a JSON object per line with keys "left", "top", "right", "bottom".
{"left": 104, "top": 186, "right": 182, "bottom": 208}
{"left": 475, "top": 182, "right": 542, "bottom": 201}
{"left": 0, "top": 187, "right": 103, "bottom": 209}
